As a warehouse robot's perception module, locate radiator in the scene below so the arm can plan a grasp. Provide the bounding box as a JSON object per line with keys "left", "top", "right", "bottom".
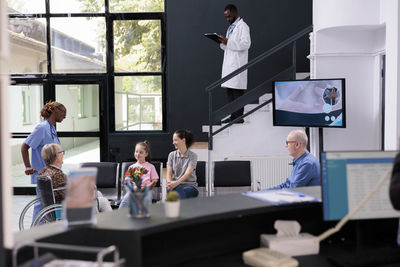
{"left": 227, "top": 156, "right": 293, "bottom": 190}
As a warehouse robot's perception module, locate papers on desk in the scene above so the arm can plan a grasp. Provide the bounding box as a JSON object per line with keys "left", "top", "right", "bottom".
{"left": 242, "top": 190, "right": 318, "bottom": 205}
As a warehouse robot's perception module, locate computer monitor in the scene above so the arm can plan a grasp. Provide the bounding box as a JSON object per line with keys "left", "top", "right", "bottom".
{"left": 321, "top": 151, "right": 400, "bottom": 221}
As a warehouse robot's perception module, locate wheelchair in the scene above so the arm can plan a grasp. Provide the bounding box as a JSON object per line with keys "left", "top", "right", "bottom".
{"left": 19, "top": 175, "right": 64, "bottom": 231}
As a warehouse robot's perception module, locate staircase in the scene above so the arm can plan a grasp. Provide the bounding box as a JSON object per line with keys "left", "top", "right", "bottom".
{"left": 202, "top": 72, "right": 309, "bottom": 161}
{"left": 202, "top": 26, "right": 313, "bottom": 195}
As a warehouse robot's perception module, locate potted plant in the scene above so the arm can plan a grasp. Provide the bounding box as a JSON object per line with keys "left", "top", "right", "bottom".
{"left": 164, "top": 191, "right": 180, "bottom": 218}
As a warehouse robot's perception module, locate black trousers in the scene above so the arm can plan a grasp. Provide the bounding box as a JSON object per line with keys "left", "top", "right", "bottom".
{"left": 226, "top": 87, "right": 244, "bottom": 119}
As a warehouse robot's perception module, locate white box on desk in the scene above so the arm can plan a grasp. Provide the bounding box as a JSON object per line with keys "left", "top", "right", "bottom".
{"left": 260, "top": 233, "right": 319, "bottom": 256}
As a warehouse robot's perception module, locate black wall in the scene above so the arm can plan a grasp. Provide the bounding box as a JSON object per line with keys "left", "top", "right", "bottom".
{"left": 108, "top": 0, "right": 312, "bottom": 162}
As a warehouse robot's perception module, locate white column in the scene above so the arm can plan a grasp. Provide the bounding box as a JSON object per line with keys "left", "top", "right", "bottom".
{"left": 0, "top": 0, "right": 13, "bottom": 248}
{"left": 383, "top": 0, "right": 400, "bottom": 150}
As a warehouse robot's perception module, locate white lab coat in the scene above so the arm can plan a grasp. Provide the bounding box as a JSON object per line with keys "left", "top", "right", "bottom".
{"left": 220, "top": 18, "right": 251, "bottom": 90}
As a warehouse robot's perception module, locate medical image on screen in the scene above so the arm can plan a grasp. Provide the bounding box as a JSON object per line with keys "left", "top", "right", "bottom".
{"left": 273, "top": 79, "right": 345, "bottom": 127}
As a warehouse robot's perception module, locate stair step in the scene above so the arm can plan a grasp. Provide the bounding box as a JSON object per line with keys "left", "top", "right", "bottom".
{"left": 259, "top": 93, "right": 272, "bottom": 102}
{"left": 202, "top": 125, "right": 230, "bottom": 135}
{"left": 296, "top": 72, "right": 310, "bottom": 80}
{"left": 244, "top": 103, "right": 270, "bottom": 113}
{"left": 191, "top": 142, "right": 208, "bottom": 149}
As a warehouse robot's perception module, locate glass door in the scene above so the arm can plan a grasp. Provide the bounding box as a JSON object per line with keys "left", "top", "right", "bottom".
{"left": 10, "top": 78, "right": 107, "bottom": 188}
{"left": 55, "top": 81, "right": 104, "bottom": 175}
{"left": 9, "top": 83, "right": 44, "bottom": 188}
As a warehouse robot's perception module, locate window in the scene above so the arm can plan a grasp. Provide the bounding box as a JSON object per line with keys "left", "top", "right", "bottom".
{"left": 113, "top": 18, "right": 164, "bottom": 131}
{"left": 109, "top": 0, "right": 164, "bottom": 13}
{"left": 21, "top": 87, "right": 36, "bottom": 125}
{"left": 8, "top": 0, "right": 165, "bottom": 187}
{"left": 7, "top": 18, "right": 47, "bottom": 74}
{"left": 8, "top": 0, "right": 45, "bottom": 14}
{"left": 50, "top": 17, "right": 106, "bottom": 74}
{"left": 115, "top": 76, "right": 162, "bottom": 130}
{"left": 8, "top": 84, "right": 43, "bottom": 187}
{"left": 56, "top": 84, "right": 100, "bottom": 131}
{"left": 114, "top": 20, "right": 161, "bottom": 73}
{"left": 9, "top": 84, "right": 43, "bottom": 132}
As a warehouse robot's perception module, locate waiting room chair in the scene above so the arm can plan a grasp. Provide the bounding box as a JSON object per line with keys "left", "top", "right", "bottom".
{"left": 120, "top": 161, "right": 164, "bottom": 201}
{"left": 19, "top": 175, "right": 63, "bottom": 230}
{"left": 213, "top": 160, "right": 252, "bottom": 195}
{"left": 80, "top": 162, "right": 120, "bottom": 204}
{"left": 196, "top": 161, "right": 207, "bottom": 197}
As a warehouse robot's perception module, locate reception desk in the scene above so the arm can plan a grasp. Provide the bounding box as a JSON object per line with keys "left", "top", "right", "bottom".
{"left": 12, "top": 186, "right": 400, "bottom": 266}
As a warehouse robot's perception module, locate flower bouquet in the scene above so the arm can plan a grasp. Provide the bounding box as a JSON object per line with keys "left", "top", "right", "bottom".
{"left": 124, "top": 166, "right": 151, "bottom": 218}
{"left": 125, "top": 166, "right": 148, "bottom": 191}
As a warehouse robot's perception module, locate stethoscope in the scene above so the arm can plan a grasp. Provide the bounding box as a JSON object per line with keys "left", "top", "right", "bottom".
{"left": 48, "top": 120, "right": 60, "bottom": 144}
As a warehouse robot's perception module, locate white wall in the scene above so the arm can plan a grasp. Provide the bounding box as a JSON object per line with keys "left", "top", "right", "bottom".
{"left": 312, "top": 0, "right": 399, "bottom": 151}
{"left": 313, "top": 0, "right": 380, "bottom": 32}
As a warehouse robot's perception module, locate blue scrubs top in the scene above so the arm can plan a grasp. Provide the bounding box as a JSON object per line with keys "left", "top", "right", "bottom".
{"left": 24, "top": 120, "right": 60, "bottom": 184}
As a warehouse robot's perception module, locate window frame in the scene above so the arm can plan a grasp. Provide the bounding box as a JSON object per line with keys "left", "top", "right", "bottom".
{"left": 8, "top": 0, "right": 167, "bottom": 177}
{"left": 108, "top": 12, "right": 166, "bottom": 133}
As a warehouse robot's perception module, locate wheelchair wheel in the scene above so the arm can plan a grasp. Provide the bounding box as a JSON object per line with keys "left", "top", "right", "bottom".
{"left": 19, "top": 198, "right": 41, "bottom": 231}
{"left": 31, "top": 204, "right": 63, "bottom": 227}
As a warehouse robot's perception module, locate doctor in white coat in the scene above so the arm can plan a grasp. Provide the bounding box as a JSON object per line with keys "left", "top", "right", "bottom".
{"left": 219, "top": 4, "right": 251, "bottom": 124}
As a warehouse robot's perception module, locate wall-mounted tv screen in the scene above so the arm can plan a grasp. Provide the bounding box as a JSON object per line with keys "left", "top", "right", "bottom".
{"left": 272, "top": 79, "right": 346, "bottom": 128}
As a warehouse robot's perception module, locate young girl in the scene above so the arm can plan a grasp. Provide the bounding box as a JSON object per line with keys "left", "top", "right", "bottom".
{"left": 119, "top": 141, "right": 159, "bottom": 209}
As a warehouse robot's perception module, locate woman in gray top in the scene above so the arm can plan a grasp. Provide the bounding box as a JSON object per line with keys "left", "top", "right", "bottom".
{"left": 166, "top": 129, "right": 198, "bottom": 199}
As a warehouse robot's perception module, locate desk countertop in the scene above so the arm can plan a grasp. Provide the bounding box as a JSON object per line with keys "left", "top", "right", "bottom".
{"left": 13, "top": 186, "right": 323, "bottom": 267}
{"left": 15, "top": 186, "right": 322, "bottom": 241}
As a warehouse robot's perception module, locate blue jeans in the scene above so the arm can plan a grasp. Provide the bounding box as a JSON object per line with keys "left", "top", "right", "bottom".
{"left": 171, "top": 184, "right": 198, "bottom": 199}
{"left": 119, "top": 191, "right": 153, "bottom": 209}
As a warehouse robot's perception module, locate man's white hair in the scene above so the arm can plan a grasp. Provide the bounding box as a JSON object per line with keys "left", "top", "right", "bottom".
{"left": 290, "top": 130, "right": 308, "bottom": 148}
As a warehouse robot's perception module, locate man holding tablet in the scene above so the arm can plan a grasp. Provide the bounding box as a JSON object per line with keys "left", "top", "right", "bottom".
{"left": 219, "top": 4, "right": 251, "bottom": 124}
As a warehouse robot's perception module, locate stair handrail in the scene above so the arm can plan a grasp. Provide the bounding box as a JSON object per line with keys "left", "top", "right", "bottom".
{"left": 205, "top": 25, "right": 313, "bottom": 93}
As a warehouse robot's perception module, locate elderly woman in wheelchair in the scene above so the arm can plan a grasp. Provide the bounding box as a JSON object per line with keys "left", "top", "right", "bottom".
{"left": 19, "top": 144, "right": 112, "bottom": 230}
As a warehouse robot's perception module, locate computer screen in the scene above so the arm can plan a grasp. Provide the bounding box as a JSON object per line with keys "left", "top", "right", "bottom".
{"left": 321, "top": 151, "right": 400, "bottom": 221}
{"left": 272, "top": 79, "right": 346, "bottom": 128}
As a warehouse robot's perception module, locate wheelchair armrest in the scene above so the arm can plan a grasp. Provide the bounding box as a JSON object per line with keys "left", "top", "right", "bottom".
{"left": 53, "top": 187, "right": 66, "bottom": 191}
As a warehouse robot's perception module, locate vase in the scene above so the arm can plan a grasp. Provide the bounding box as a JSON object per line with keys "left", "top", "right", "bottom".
{"left": 164, "top": 201, "right": 180, "bottom": 218}
{"left": 129, "top": 191, "right": 151, "bottom": 218}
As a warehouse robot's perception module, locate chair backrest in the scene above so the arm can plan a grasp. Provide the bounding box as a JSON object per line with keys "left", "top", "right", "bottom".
{"left": 37, "top": 175, "right": 57, "bottom": 221}
{"left": 80, "top": 162, "right": 119, "bottom": 188}
{"left": 196, "top": 161, "right": 206, "bottom": 187}
{"left": 37, "top": 175, "right": 56, "bottom": 207}
{"left": 152, "top": 161, "right": 163, "bottom": 187}
{"left": 121, "top": 161, "right": 163, "bottom": 187}
{"left": 120, "top": 161, "right": 134, "bottom": 184}
{"left": 214, "top": 160, "right": 251, "bottom": 187}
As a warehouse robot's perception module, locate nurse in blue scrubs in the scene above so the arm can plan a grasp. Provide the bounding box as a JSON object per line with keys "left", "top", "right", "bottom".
{"left": 21, "top": 101, "right": 67, "bottom": 218}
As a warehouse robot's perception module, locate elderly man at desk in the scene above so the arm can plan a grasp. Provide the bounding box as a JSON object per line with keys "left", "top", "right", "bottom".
{"left": 269, "top": 130, "right": 320, "bottom": 189}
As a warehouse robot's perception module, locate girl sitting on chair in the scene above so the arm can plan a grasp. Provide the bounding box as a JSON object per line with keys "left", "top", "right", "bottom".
{"left": 119, "top": 140, "right": 159, "bottom": 209}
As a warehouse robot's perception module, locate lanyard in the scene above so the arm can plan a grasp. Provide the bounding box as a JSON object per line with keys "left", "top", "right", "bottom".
{"left": 227, "top": 17, "right": 241, "bottom": 38}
